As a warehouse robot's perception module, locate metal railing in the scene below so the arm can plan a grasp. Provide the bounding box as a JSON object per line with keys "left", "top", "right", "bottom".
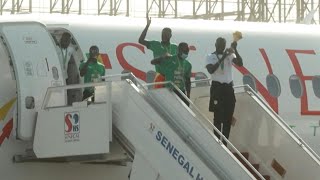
{"left": 142, "top": 78, "right": 265, "bottom": 180}
{"left": 238, "top": 84, "right": 320, "bottom": 163}
{"left": 89, "top": 73, "right": 262, "bottom": 179}
{"left": 41, "top": 73, "right": 264, "bottom": 179}
{"left": 41, "top": 80, "right": 111, "bottom": 109}
{"left": 191, "top": 78, "right": 320, "bottom": 163}
{"left": 40, "top": 73, "right": 320, "bottom": 179}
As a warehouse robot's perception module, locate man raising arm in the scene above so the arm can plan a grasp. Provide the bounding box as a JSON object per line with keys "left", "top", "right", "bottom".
{"left": 206, "top": 37, "right": 243, "bottom": 146}
{"left": 139, "top": 14, "right": 178, "bottom": 88}
{"left": 138, "top": 14, "right": 151, "bottom": 47}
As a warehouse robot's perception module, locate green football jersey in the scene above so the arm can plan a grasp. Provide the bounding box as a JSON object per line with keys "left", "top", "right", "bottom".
{"left": 147, "top": 40, "right": 178, "bottom": 74}
{"left": 79, "top": 60, "right": 105, "bottom": 93}
{"left": 160, "top": 55, "right": 192, "bottom": 91}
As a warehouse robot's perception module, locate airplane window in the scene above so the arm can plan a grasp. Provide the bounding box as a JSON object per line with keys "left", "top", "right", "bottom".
{"left": 52, "top": 66, "right": 59, "bottom": 80}
{"left": 266, "top": 74, "right": 281, "bottom": 97}
{"left": 243, "top": 74, "right": 257, "bottom": 91}
{"left": 312, "top": 76, "right": 320, "bottom": 98}
{"left": 25, "top": 96, "right": 35, "bottom": 109}
{"left": 289, "top": 75, "right": 303, "bottom": 98}
{"left": 194, "top": 72, "right": 209, "bottom": 87}
{"left": 146, "top": 70, "right": 156, "bottom": 83}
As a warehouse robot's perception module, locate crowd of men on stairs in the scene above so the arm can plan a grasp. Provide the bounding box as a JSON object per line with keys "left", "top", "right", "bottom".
{"left": 58, "top": 15, "right": 243, "bottom": 146}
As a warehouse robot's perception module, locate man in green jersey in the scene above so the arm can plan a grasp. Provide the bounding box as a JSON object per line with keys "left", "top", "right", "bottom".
{"left": 151, "top": 42, "right": 192, "bottom": 106}
{"left": 139, "top": 14, "right": 178, "bottom": 88}
{"left": 79, "top": 45, "right": 105, "bottom": 102}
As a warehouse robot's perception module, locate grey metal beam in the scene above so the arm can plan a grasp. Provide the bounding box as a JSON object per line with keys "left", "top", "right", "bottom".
{"left": 147, "top": 0, "right": 177, "bottom": 18}
{"left": 98, "top": 0, "right": 128, "bottom": 16}
{"left": 0, "top": 0, "right": 318, "bottom": 24}
{"left": 49, "top": 0, "right": 81, "bottom": 14}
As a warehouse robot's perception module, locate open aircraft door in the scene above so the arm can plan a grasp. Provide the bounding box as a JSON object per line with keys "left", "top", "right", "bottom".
{"left": 0, "top": 22, "right": 64, "bottom": 140}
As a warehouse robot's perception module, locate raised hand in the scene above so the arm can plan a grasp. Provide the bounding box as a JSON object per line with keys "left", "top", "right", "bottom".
{"left": 146, "top": 13, "right": 151, "bottom": 26}
{"left": 231, "top": 41, "right": 237, "bottom": 50}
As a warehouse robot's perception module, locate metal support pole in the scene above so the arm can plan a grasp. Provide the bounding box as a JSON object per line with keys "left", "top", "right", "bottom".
{"left": 175, "top": 0, "right": 177, "bottom": 18}
{"left": 241, "top": 0, "right": 245, "bottom": 21}
{"left": 284, "top": 0, "right": 286, "bottom": 22}
{"left": 221, "top": 0, "right": 224, "bottom": 20}
{"left": 29, "top": 0, "right": 31, "bottom": 13}
{"left": 66, "top": 0, "right": 69, "bottom": 14}
{"left": 278, "top": 0, "right": 282, "bottom": 22}
{"left": 296, "top": 0, "right": 301, "bottom": 23}
{"left": 146, "top": 0, "right": 148, "bottom": 17}
{"left": 16, "top": 0, "right": 20, "bottom": 12}
{"left": 110, "top": 0, "right": 113, "bottom": 15}
{"left": 126, "top": 0, "right": 129, "bottom": 16}
{"left": 11, "top": 0, "right": 15, "bottom": 14}
{"left": 193, "top": 0, "right": 195, "bottom": 17}
{"left": 236, "top": 0, "right": 240, "bottom": 20}
{"left": 206, "top": 0, "right": 209, "bottom": 16}
{"left": 79, "top": 0, "right": 81, "bottom": 14}
{"left": 62, "top": 0, "right": 65, "bottom": 14}
{"left": 159, "top": 0, "right": 161, "bottom": 17}
{"left": 50, "top": 0, "right": 53, "bottom": 13}
{"left": 0, "top": 0, "right": 2, "bottom": 15}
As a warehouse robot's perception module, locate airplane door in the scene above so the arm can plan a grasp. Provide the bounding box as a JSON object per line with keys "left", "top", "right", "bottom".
{"left": 0, "top": 22, "right": 64, "bottom": 140}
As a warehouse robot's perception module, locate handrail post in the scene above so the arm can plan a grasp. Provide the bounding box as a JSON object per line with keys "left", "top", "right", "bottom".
{"left": 106, "top": 80, "right": 112, "bottom": 140}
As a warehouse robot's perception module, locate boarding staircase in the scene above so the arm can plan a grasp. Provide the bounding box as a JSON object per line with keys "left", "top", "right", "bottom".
{"left": 13, "top": 74, "right": 320, "bottom": 180}
{"left": 190, "top": 79, "right": 320, "bottom": 180}
{"left": 16, "top": 73, "right": 254, "bottom": 180}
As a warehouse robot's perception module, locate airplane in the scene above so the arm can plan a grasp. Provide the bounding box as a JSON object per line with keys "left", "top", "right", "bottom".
{"left": 0, "top": 14, "right": 319, "bottom": 179}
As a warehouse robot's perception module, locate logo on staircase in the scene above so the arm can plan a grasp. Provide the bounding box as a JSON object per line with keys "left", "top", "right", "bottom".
{"left": 64, "top": 112, "right": 80, "bottom": 142}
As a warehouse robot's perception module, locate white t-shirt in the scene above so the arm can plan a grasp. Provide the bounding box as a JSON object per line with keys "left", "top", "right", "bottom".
{"left": 205, "top": 52, "right": 236, "bottom": 83}
{"left": 57, "top": 46, "right": 75, "bottom": 79}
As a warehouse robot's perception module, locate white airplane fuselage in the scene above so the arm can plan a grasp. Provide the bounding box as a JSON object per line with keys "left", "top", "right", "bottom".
{"left": 0, "top": 15, "right": 319, "bottom": 179}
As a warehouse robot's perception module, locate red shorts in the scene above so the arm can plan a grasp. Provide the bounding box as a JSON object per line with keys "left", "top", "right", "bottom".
{"left": 154, "top": 73, "right": 165, "bottom": 88}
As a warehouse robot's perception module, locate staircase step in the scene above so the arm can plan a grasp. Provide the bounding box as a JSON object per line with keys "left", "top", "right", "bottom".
{"left": 263, "top": 175, "right": 271, "bottom": 180}
{"left": 254, "top": 174, "right": 271, "bottom": 180}
{"left": 233, "top": 152, "right": 271, "bottom": 180}
{"left": 233, "top": 152, "right": 249, "bottom": 166}
{"left": 243, "top": 163, "right": 260, "bottom": 179}
{"left": 252, "top": 163, "right": 260, "bottom": 171}
{"left": 233, "top": 152, "right": 249, "bottom": 160}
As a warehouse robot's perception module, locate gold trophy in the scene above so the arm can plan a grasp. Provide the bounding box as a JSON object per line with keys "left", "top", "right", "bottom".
{"left": 227, "top": 31, "right": 242, "bottom": 54}
{"left": 233, "top": 31, "right": 243, "bottom": 42}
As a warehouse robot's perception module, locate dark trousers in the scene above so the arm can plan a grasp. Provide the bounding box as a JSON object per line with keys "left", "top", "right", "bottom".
{"left": 67, "top": 89, "right": 82, "bottom": 105}
{"left": 82, "top": 89, "right": 95, "bottom": 102}
{"left": 173, "top": 89, "right": 190, "bottom": 106}
{"left": 209, "top": 81, "right": 236, "bottom": 145}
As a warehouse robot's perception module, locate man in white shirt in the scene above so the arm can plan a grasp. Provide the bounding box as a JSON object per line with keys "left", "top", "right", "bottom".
{"left": 58, "top": 32, "right": 76, "bottom": 80}
{"left": 205, "top": 37, "right": 243, "bottom": 145}
{"left": 58, "top": 32, "right": 81, "bottom": 105}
